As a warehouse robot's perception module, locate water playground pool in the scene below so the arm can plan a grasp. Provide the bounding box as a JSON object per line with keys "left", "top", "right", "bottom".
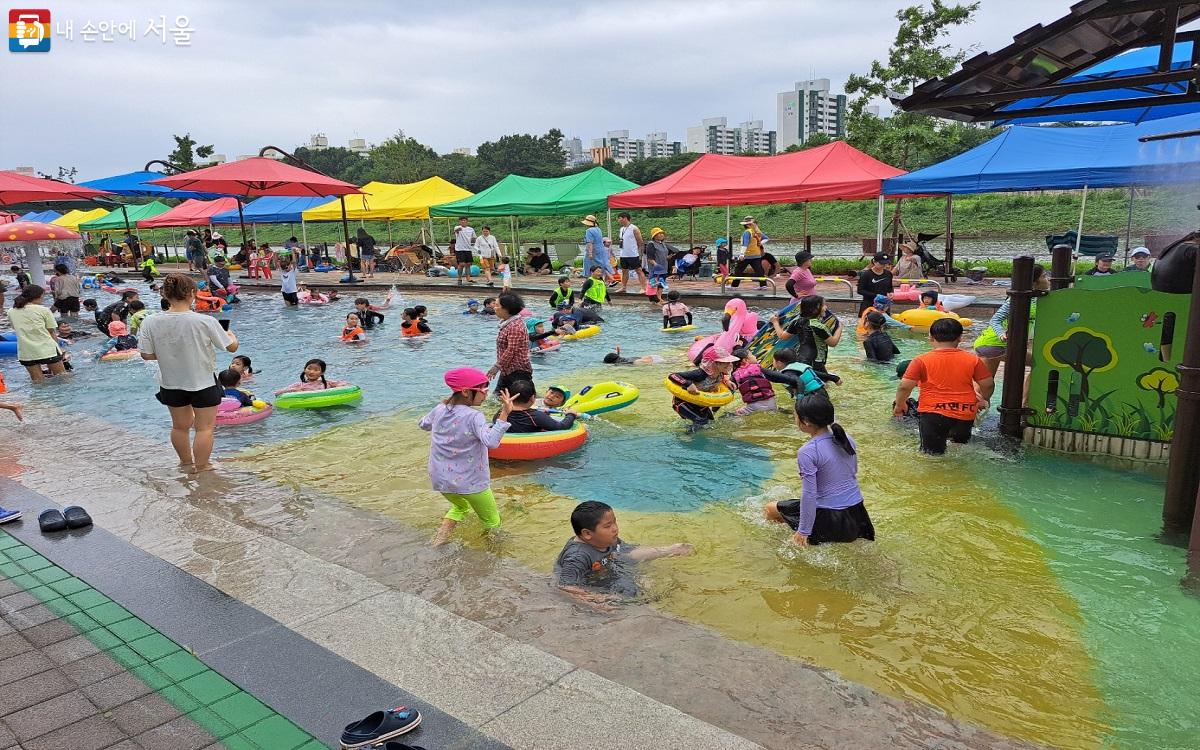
{"left": 4, "top": 284, "right": 1199, "bottom": 750}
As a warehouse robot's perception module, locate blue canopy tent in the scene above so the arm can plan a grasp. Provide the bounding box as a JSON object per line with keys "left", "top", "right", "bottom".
{"left": 1000, "top": 42, "right": 1200, "bottom": 124}
{"left": 882, "top": 112, "right": 1200, "bottom": 262}
{"left": 78, "top": 171, "right": 224, "bottom": 199}
{"left": 17, "top": 210, "right": 62, "bottom": 223}
{"left": 211, "top": 195, "right": 336, "bottom": 252}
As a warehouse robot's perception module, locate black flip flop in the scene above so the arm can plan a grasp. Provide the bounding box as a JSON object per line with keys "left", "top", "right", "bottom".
{"left": 62, "top": 506, "right": 92, "bottom": 529}
{"left": 38, "top": 509, "right": 68, "bottom": 533}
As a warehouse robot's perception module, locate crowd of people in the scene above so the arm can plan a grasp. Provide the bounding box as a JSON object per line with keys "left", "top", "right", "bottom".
{"left": 0, "top": 231, "right": 1157, "bottom": 606}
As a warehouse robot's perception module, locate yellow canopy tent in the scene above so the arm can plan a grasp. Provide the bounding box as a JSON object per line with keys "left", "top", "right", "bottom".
{"left": 301, "top": 177, "right": 472, "bottom": 221}
{"left": 52, "top": 208, "right": 110, "bottom": 231}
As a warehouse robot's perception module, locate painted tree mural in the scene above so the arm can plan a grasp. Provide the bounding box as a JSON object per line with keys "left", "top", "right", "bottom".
{"left": 1043, "top": 328, "right": 1118, "bottom": 402}
{"left": 1137, "top": 367, "right": 1180, "bottom": 409}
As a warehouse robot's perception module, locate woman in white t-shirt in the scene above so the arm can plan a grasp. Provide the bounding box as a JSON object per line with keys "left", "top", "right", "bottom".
{"left": 6, "top": 285, "right": 67, "bottom": 382}
{"left": 138, "top": 274, "right": 239, "bottom": 473}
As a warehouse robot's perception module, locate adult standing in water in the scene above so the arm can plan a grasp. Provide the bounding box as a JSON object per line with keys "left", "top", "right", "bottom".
{"left": 857, "top": 253, "right": 894, "bottom": 315}
{"left": 730, "top": 216, "right": 767, "bottom": 289}
{"left": 138, "top": 274, "right": 239, "bottom": 474}
{"left": 6, "top": 285, "right": 67, "bottom": 383}
{"left": 486, "top": 292, "right": 534, "bottom": 395}
{"left": 616, "top": 212, "right": 645, "bottom": 293}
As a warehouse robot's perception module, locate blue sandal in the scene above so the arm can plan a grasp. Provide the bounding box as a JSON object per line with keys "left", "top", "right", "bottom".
{"left": 339, "top": 706, "right": 421, "bottom": 748}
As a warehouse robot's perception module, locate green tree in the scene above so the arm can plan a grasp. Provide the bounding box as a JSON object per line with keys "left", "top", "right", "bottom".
{"left": 475, "top": 129, "right": 567, "bottom": 178}
{"left": 620, "top": 152, "right": 702, "bottom": 185}
{"left": 802, "top": 133, "right": 836, "bottom": 149}
{"left": 1045, "top": 329, "right": 1118, "bottom": 402}
{"left": 293, "top": 146, "right": 370, "bottom": 184}
{"left": 365, "top": 133, "right": 440, "bottom": 184}
{"left": 1137, "top": 367, "right": 1180, "bottom": 410}
{"left": 167, "top": 133, "right": 215, "bottom": 171}
{"left": 845, "top": 1, "right": 980, "bottom": 170}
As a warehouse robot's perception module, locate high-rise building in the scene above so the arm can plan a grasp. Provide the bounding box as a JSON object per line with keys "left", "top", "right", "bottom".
{"left": 560, "top": 136, "right": 586, "bottom": 166}
{"left": 348, "top": 138, "right": 369, "bottom": 155}
{"left": 685, "top": 117, "right": 776, "bottom": 155}
{"left": 776, "top": 78, "right": 848, "bottom": 150}
{"left": 587, "top": 131, "right": 681, "bottom": 163}
{"left": 451, "top": 147, "right": 473, "bottom": 157}
{"left": 308, "top": 133, "right": 329, "bottom": 151}
{"left": 645, "top": 131, "right": 682, "bottom": 159}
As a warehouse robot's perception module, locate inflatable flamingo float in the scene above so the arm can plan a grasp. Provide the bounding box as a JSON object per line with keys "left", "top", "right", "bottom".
{"left": 686, "top": 298, "right": 760, "bottom": 363}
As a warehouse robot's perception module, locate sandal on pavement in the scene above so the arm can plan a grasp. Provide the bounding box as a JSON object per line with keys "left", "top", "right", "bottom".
{"left": 63, "top": 506, "right": 93, "bottom": 529}
{"left": 339, "top": 706, "right": 422, "bottom": 748}
{"left": 38, "top": 509, "right": 68, "bottom": 533}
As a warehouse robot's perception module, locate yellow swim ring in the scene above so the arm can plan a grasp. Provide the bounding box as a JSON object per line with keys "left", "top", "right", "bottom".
{"left": 893, "top": 308, "right": 974, "bottom": 329}
{"left": 663, "top": 377, "right": 734, "bottom": 408}
{"left": 560, "top": 325, "right": 600, "bottom": 341}
{"left": 662, "top": 324, "right": 697, "bottom": 332}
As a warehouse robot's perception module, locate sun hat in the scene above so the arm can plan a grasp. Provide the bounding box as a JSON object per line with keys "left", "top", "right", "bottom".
{"left": 714, "top": 237, "right": 728, "bottom": 247}
{"left": 873, "top": 294, "right": 891, "bottom": 308}
{"left": 740, "top": 216, "right": 754, "bottom": 225}
{"left": 650, "top": 227, "right": 665, "bottom": 238}
{"left": 1130, "top": 246, "right": 1151, "bottom": 257}
{"left": 525, "top": 318, "right": 545, "bottom": 334}
{"left": 703, "top": 346, "right": 739, "bottom": 363}
{"left": 581, "top": 214, "right": 598, "bottom": 226}
{"left": 444, "top": 367, "right": 489, "bottom": 391}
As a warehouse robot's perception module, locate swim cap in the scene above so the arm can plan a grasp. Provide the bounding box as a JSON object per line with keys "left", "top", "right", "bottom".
{"left": 444, "top": 367, "right": 489, "bottom": 391}
{"left": 874, "top": 294, "right": 891, "bottom": 308}
{"left": 466, "top": 298, "right": 479, "bottom": 306}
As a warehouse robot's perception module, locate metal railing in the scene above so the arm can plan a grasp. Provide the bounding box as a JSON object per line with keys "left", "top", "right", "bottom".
{"left": 719, "top": 276, "right": 777, "bottom": 296}
{"left": 893, "top": 277, "right": 942, "bottom": 292}
{"left": 812, "top": 276, "right": 856, "bottom": 296}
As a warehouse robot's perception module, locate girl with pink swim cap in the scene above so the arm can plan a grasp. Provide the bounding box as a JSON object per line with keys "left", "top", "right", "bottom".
{"left": 418, "top": 367, "right": 518, "bottom": 546}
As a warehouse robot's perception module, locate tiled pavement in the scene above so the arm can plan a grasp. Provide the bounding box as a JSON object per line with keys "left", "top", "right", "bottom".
{"left": 0, "top": 532, "right": 324, "bottom": 750}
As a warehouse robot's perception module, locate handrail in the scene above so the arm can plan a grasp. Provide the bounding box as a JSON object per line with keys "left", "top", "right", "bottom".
{"left": 894, "top": 277, "right": 942, "bottom": 292}
{"left": 812, "top": 276, "right": 856, "bottom": 296}
{"left": 720, "top": 276, "right": 777, "bottom": 297}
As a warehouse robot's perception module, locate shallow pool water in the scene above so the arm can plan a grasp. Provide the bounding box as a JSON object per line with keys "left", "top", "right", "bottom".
{"left": 5, "top": 283, "right": 1199, "bottom": 750}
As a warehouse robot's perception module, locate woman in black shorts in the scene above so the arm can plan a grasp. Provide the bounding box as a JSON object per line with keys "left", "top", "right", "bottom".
{"left": 137, "top": 274, "right": 239, "bottom": 473}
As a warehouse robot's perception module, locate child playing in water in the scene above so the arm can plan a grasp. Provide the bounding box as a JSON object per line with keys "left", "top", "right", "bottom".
{"left": 603, "top": 346, "right": 665, "bottom": 365}
{"left": 95, "top": 311, "right": 138, "bottom": 359}
{"left": 771, "top": 348, "right": 837, "bottom": 397}
{"left": 494, "top": 379, "right": 579, "bottom": 432}
{"left": 771, "top": 295, "right": 842, "bottom": 379}
{"left": 480, "top": 297, "right": 497, "bottom": 316}
{"left": 463, "top": 299, "right": 481, "bottom": 315}
{"left": 856, "top": 294, "right": 910, "bottom": 334}
{"left": 555, "top": 500, "right": 694, "bottom": 604}
{"left": 549, "top": 276, "right": 575, "bottom": 310}
{"left": 541, "top": 385, "right": 569, "bottom": 410}
{"left": 668, "top": 347, "right": 738, "bottom": 429}
{"left": 764, "top": 394, "right": 875, "bottom": 546}
{"left": 400, "top": 308, "right": 432, "bottom": 336}
{"left": 229, "top": 355, "right": 254, "bottom": 380}
{"left": 419, "top": 367, "right": 516, "bottom": 546}
{"left": 56, "top": 321, "right": 91, "bottom": 340}
{"left": 661, "top": 290, "right": 692, "bottom": 329}
{"left": 275, "top": 359, "right": 349, "bottom": 394}
{"left": 580, "top": 266, "right": 609, "bottom": 308}
{"left": 127, "top": 300, "right": 149, "bottom": 334}
{"left": 527, "top": 319, "right": 557, "bottom": 351}
{"left": 353, "top": 297, "right": 385, "bottom": 329}
{"left": 730, "top": 349, "right": 779, "bottom": 416}
{"left": 341, "top": 314, "right": 367, "bottom": 342}
{"left": 920, "top": 290, "right": 946, "bottom": 312}
{"left": 551, "top": 303, "right": 580, "bottom": 335}
{"left": 862, "top": 312, "right": 900, "bottom": 363}
{"left": 218, "top": 368, "right": 256, "bottom": 406}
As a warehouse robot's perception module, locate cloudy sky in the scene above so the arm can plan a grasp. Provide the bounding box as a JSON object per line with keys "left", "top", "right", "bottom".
{"left": 5, "top": 0, "right": 1060, "bottom": 180}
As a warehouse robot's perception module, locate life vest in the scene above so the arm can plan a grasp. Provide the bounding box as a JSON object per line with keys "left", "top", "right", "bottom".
{"left": 401, "top": 320, "right": 426, "bottom": 337}
{"left": 583, "top": 279, "right": 607, "bottom": 305}
{"left": 550, "top": 287, "right": 572, "bottom": 308}
{"left": 734, "top": 364, "right": 774, "bottom": 403}
{"left": 783, "top": 362, "right": 824, "bottom": 394}
{"left": 194, "top": 292, "right": 222, "bottom": 312}
{"left": 341, "top": 326, "right": 364, "bottom": 342}
{"left": 856, "top": 306, "right": 887, "bottom": 335}
{"left": 743, "top": 229, "right": 763, "bottom": 258}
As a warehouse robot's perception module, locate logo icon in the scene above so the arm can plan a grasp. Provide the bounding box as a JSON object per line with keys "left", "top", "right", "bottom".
{"left": 9, "top": 9, "right": 50, "bottom": 52}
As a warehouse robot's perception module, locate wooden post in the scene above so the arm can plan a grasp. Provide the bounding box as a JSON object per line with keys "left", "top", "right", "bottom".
{"left": 1163, "top": 248, "right": 1200, "bottom": 538}
{"left": 998, "top": 255, "right": 1036, "bottom": 439}
{"left": 1050, "top": 243, "right": 1074, "bottom": 290}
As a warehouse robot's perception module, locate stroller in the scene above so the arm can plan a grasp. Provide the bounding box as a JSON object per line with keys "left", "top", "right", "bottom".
{"left": 910, "top": 232, "right": 946, "bottom": 275}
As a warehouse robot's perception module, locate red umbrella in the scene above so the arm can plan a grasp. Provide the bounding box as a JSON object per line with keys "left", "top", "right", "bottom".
{"left": 146, "top": 158, "right": 359, "bottom": 197}
{"left": 149, "top": 157, "right": 364, "bottom": 281}
{"left": 1, "top": 220, "right": 81, "bottom": 242}
{"left": 0, "top": 171, "right": 109, "bottom": 205}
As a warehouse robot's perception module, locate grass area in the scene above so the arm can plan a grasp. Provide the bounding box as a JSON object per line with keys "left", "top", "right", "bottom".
{"left": 123, "top": 187, "right": 1198, "bottom": 251}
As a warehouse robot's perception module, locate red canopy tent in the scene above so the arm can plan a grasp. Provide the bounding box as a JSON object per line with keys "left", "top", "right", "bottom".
{"left": 136, "top": 198, "right": 240, "bottom": 228}
{"left": 0, "top": 212, "right": 19, "bottom": 225}
{"left": 608, "top": 142, "right": 905, "bottom": 208}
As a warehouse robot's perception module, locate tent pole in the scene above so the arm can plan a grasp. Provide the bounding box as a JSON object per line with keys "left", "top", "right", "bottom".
{"left": 236, "top": 199, "right": 248, "bottom": 250}
{"left": 803, "top": 202, "right": 809, "bottom": 249}
{"left": 388, "top": 219, "right": 393, "bottom": 244}
{"left": 688, "top": 207, "right": 694, "bottom": 249}
{"left": 1073, "top": 184, "right": 1088, "bottom": 276}
{"left": 606, "top": 209, "right": 612, "bottom": 248}
{"left": 301, "top": 217, "right": 308, "bottom": 260}
{"left": 514, "top": 216, "right": 521, "bottom": 263}
{"left": 252, "top": 222, "right": 258, "bottom": 243}
{"left": 340, "top": 196, "right": 357, "bottom": 283}
{"left": 725, "top": 205, "right": 731, "bottom": 246}
{"left": 875, "top": 195, "right": 885, "bottom": 254}
{"left": 1124, "top": 185, "right": 1135, "bottom": 264}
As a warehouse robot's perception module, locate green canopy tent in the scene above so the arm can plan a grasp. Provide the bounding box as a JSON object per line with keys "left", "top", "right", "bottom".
{"left": 79, "top": 200, "right": 172, "bottom": 231}
{"left": 430, "top": 167, "right": 638, "bottom": 265}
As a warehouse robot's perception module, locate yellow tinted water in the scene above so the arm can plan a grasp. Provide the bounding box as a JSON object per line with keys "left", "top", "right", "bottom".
{"left": 241, "top": 361, "right": 1106, "bottom": 748}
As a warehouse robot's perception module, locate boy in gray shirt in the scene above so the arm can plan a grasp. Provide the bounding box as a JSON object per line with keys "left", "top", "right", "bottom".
{"left": 554, "top": 501, "right": 693, "bottom": 606}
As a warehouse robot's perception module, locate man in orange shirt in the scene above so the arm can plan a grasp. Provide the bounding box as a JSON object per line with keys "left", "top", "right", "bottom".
{"left": 894, "top": 318, "right": 994, "bottom": 454}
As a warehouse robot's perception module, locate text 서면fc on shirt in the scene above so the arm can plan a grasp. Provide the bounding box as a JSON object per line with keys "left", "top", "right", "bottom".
{"left": 137, "top": 311, "right": 232, "bottom": 391}
{"left": 903, "top": 348, "right": 991, "bottom": 421}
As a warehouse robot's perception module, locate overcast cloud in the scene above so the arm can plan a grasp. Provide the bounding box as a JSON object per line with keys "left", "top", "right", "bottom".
{"left": 4, "top": 0, "right": 1061, "bottom": 180}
